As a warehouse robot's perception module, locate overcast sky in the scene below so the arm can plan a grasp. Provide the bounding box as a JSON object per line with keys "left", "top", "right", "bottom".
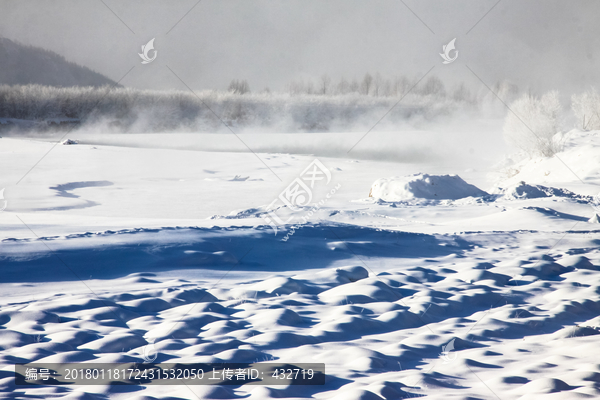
{"left": 1, "top": 0, "right": 598, "bottom": 95}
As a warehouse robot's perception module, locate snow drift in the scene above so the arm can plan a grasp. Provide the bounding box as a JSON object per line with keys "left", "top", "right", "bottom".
{"left": 369, "top": 173, "right": 488, "bottom": 201}
{"left": 497, "top": 181, "right": 587, "bottom": 201}
{"left": 494, "top": 130, "right": 600, "bottom": 187}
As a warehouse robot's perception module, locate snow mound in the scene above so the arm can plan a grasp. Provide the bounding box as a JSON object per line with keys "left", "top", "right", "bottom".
{"left": 501, "top": 182, "right": 549, "bottom": 199}
{"left": 318, "top": 278, "right": 402, "bottom": 304}
{"left": 497, "top": 181, "right": 584, "bottom": 200}
{"left": 369, "top": 173, "right": 487, "bottom": 201}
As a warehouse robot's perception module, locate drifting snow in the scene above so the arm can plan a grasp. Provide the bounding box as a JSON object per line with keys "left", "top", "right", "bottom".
{"left": 369, "top": 173, "right": 488, "bottom": 201}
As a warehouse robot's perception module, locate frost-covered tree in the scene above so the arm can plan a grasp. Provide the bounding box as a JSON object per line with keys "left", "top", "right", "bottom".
{"left": 228, "top": 79, "right": 250, "bottom": 95}
{"left": 452, "top": 83, "right": 473, "bottom": 103}
{"left": 348, "top": 79, "right": 359, "bottom": 94}
{"left": 392, "top": 76, "right": 411, "bottom": 97}
{"left": 373, "top": 73, "right": 383, "bottom": 97}
{"left": 334, "top": 77, "right": 350, "bottom": 95}
{"left": 418, "top": 76, "right": 446, "bottom": 97}
{"left": 361, "top": 73, "right": 373, "bottom": 96}
{"left": 380, "top": 77, "right": 393, "bottom": 97}
{"left": 503, "top": 91, "right": 562, "bottom": 157}
{"left": 495, "top": 81, "right": 520, "bottom": 104}
{"left": 572, "top": 88, "right": 600, "bottom": 130}
{"left": 319, "top": 75, "right": 331, "bottom": 95}
{"left": 287, "top": 79, "right": 305, "bottom": 95}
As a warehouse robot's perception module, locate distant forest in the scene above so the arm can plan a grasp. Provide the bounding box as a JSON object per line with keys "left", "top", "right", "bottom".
{"left": 0, "top": 37, "right": 528, "bottom": 133}
{"left": 0, "top": 83, "right": 514, "bottom": 133}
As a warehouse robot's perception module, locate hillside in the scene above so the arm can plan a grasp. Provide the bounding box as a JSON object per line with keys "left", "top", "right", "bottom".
{"left": 0, "top": 37, "right": 118, "bottom": 88}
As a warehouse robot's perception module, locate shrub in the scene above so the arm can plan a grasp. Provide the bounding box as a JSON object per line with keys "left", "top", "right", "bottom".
{"left": 572, "top": 88, "right": 600, "bottom": 130}
{"left": 503, "top": 91, "right": 562, "bottom": 157}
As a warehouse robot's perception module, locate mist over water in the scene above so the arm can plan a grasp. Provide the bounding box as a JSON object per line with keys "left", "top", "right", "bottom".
{"left": 2, "top": 84, "right": 507, "bottom": 170}
{"left": 66, "top": 113, "right": 505, "bottom": 171}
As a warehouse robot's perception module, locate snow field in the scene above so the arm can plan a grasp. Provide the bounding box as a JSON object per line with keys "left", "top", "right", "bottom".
{"left": 1, "top": 129, "right": 600, "bottom": 398}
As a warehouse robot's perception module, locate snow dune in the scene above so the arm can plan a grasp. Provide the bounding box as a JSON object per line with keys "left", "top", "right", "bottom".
{"left": 2, "top": 228, "right": 600, "bottom": 399}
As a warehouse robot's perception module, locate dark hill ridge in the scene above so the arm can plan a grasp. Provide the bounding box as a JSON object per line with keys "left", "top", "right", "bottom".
{"left": 0, "top": 37, "right": 119, "bottom": 88}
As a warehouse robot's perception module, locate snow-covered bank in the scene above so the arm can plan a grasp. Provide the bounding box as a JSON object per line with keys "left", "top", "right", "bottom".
{"left": 493, "top": 130, "right": 600, "bottom": 188}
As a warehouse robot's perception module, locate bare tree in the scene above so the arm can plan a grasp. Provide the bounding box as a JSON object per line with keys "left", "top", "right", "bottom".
{"left": 349, "top": 79, "right": 360, "bottom": 94}
{"left": 320, "top": 75, "right": 331, "bottom": 95}
{"left": 495, "top": 80, "right": 520, "bottom": 104}
{"left": 452, "top": 83, "right": 472, "bottom": 102}
{"left": 373, "top": 73, "right": 384, "bottom": 97}
{"left": 361, "top": 73, "right": 373, "bottom": 96}
{"left": 228, "top": 79, "right": 250, "bottom": 95}
{"left": 287, "top": 79, "right": 306, "bottom": 95}
{"left": 396, "top": 76, "right": 411, "bottom": 97}
{"left": 335, "top": 77, "right": 350, "bottom": 95}
{"left": 381, "top": 76, "right": 393, "bottom": 97}
{"left": 419, "top": 76, "right": 445, "bottom": 97}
